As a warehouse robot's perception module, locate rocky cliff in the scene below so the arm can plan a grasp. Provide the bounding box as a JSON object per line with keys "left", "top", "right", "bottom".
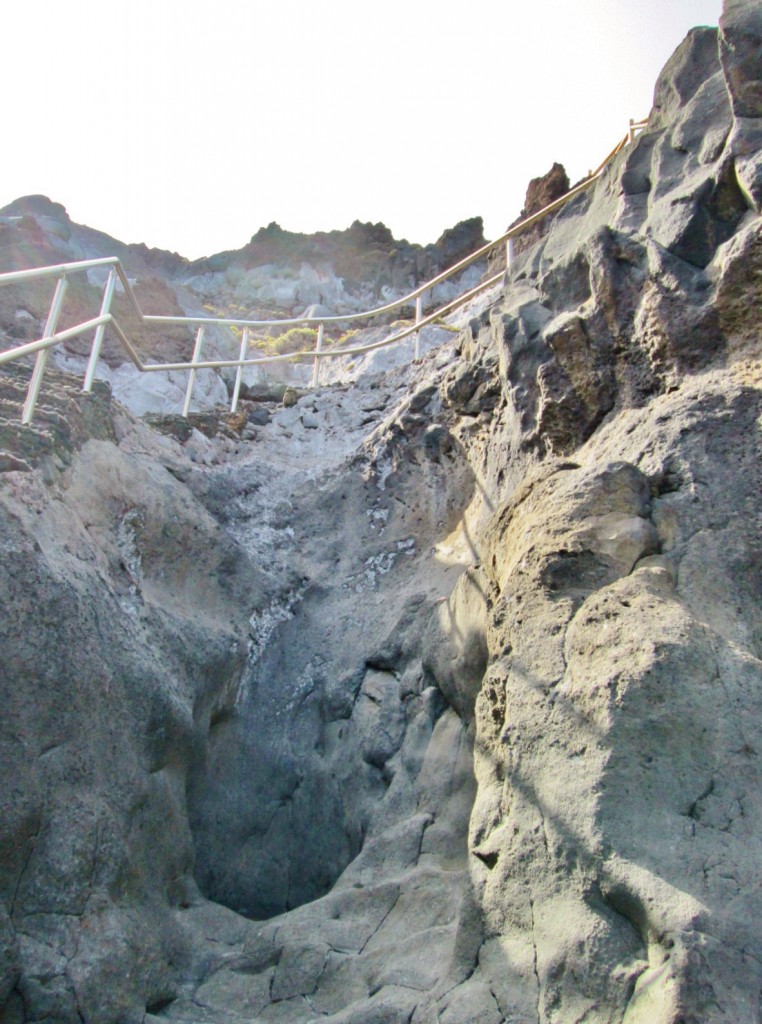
{"left": 1, "top": 3, "right": 761, "bottom": 1023}
{"left": 0, "top": 196, "right": 486, "bottom": 416}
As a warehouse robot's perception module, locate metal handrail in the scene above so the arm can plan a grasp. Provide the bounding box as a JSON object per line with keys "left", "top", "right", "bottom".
{"left": 0, "top": 256, "right": 119, "bottom": 285}
{"left": 0, "top": 120, "right": 647, "bottom": 424}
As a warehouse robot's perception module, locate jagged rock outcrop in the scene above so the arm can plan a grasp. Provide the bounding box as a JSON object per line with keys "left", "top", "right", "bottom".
{"left": 0, "top": 198, "right": 487, "bottom": 418}
{"left": 487, "top": 163, "right": 573, "bottom": 278}
{"left": 0, "top": 378, "right": 292, "bottom": 1022}
{"left": 1, "top": 3, "right": 762, "bottom": 1023}
{"left": 719, "top": 0, "right": 762, "bottom": 118}
{"left": 512, "top": 162, "right": 572, "bottom": 258}
{"left": 197, "top": 217, "right": 487, "bottom": 299}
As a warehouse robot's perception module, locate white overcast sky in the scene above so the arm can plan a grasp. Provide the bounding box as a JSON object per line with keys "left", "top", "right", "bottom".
{"left": 2, "top": 0, "right": 723, "bottom": 259}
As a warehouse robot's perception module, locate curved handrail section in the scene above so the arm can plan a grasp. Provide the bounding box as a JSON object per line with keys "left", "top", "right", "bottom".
{"left": 0, "top": 120, "right": 647, "bottom": 424}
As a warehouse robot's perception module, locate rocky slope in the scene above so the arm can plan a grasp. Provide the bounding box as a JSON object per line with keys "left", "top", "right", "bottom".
{"left": 1, "top": 3, "right": 762, "bottom": 1023}
{"left": 0, "top": 196, "right": 487, "bottom": 416}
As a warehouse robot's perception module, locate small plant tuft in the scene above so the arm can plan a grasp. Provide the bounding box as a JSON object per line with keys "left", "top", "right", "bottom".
{"left": 252, "top": 327, "right": 319, "bottom": 361}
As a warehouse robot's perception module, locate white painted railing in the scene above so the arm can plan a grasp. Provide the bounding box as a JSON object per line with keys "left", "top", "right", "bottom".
{"left": 0, "top": 122, "right": 647, "bottom": 424}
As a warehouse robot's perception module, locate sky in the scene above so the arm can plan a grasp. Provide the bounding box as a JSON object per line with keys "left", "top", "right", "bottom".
{"left": 2, "top": 0, "right": 723, "bottom": 259}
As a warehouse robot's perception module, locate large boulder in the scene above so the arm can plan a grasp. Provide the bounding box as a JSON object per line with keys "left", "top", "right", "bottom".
{"left": 0, "top": 384, "right": 274, "bottom": 1022}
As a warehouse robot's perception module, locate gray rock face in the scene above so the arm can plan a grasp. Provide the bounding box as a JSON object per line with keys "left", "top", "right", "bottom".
{"left": 0, "top": 403, "right": 280, "bottom": 1023}
{"left": 185, "top": 392, "right": 477, "bottom": 921}
{"left": 0, "top": 198, "right": 487, "bottom": 418}
{"left": 720, "top": 0, "right": 762, "bottom": 117}
{"left": 2, "top": 4, "right": 762, "bottom": 1023}
{"left": 651, "top": 26, "right": 722, "bottom": 127}
{"left": 470, "top": 403, "right": 762, "bottom": 1021}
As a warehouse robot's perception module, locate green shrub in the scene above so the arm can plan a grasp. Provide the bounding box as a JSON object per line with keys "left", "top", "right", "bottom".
{"left": 252, "top": 327, "right": 319, "bottom": 360}
{"left": 333, "top": 329, "right": 360, "bottom": 347}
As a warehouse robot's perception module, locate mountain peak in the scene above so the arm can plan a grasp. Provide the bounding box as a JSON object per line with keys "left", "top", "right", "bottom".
{"left": 0, "top": 194, "right": 70, "bottom": 222}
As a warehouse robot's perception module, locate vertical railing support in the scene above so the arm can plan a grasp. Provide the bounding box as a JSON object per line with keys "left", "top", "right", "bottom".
{"left": 230, "top": 327, "right": 249, "bottom": 414}
{"left": 506, "top": 237, "right": 515, "bottom": 270}
{"left": 182, "top": 325, "right": 205, "bottom": 417}
{"left": 311, "top": 323, "right": 324, "bottom": 388}
{"left": 628, "top": 118, "right": 635, "bottom": 145}
{"left": 83, "top": 268, "right": 117, "bottom": 392}
{"left": 22, "top": 275, "right": 69, "bottom": 425}
{"left": 414, "top": 294, "right": 423, "bottom": 361}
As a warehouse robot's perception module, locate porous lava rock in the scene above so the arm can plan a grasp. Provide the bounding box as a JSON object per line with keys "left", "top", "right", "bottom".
{"left": 1, "top": 5, "right": 762, "bottom": 1023}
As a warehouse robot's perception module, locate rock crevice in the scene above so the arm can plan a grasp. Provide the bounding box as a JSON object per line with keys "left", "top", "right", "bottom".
{"left": 2, "top": 5, "right": 762, "bottom": 1023}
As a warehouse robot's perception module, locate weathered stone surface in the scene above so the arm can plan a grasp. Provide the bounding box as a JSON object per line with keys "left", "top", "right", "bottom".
{"left": 422, "top": 570, "right": 489, "bottom": 721}
{"left": 0, "top": 196, "right": 488, "bottom": 417}
{"left": 185, "top": 419, "right": 476, "bottom": 920}
{"left": 2, "top": 5, "right": 762, "bottom": 1023}
{"left": 465, "top": 380, "right": 762, "bottom": 1019}
{"left": 651, "top": 26, "right": 722, "bottom": 128}
{"left": 714, "top": 214, "right": 762, "bottom": 352}
{"left": 0, "top": 396, "right": 278, "bottom": 1023}
{"left": 0, "top": 904, "right": 17, "bottom": 1009}
{"left": 720, "top": 0, "right": 762, "bottom": 117}
{"left": 729, "top": 117, "right": 762, "bottom": 210}
{"left": 488, "top": 162, "right": 572, "bottom": 274}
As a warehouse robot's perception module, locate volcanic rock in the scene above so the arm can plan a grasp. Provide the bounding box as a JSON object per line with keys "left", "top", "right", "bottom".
{"left": 2, "top": 7, "right": 762, "bottom": 1024}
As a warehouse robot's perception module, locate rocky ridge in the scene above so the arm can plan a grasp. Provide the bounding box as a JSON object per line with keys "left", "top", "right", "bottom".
{"left": 2, "top": 4, "right": 762, "bottom": 1023}
{"left": 0, "top": 197, "right": 487, "bottom": 417}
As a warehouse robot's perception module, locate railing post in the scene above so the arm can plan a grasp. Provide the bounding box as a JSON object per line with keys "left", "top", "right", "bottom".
{"left": 506, "top": 237, "right": 515, "bottom": 270}
{"left": 311, "top": 322, "right": 324, "bottom": 388}
{"left": 22, "top": 275, "right": 69, "bottom": 425}
{"left": 230, "top": 327, "right": 249, "bottom": 414}
{"left": 83, "top": 268, "right": 117, "bottom": 392}
{"left": 182, "top": 325, "right": 205, "bottom": 417}
{"left": 414, "top": 294, "right": 423, "bottom": 361}
{"left": 628, "top": 118, "right": 635, "bottom": 145}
